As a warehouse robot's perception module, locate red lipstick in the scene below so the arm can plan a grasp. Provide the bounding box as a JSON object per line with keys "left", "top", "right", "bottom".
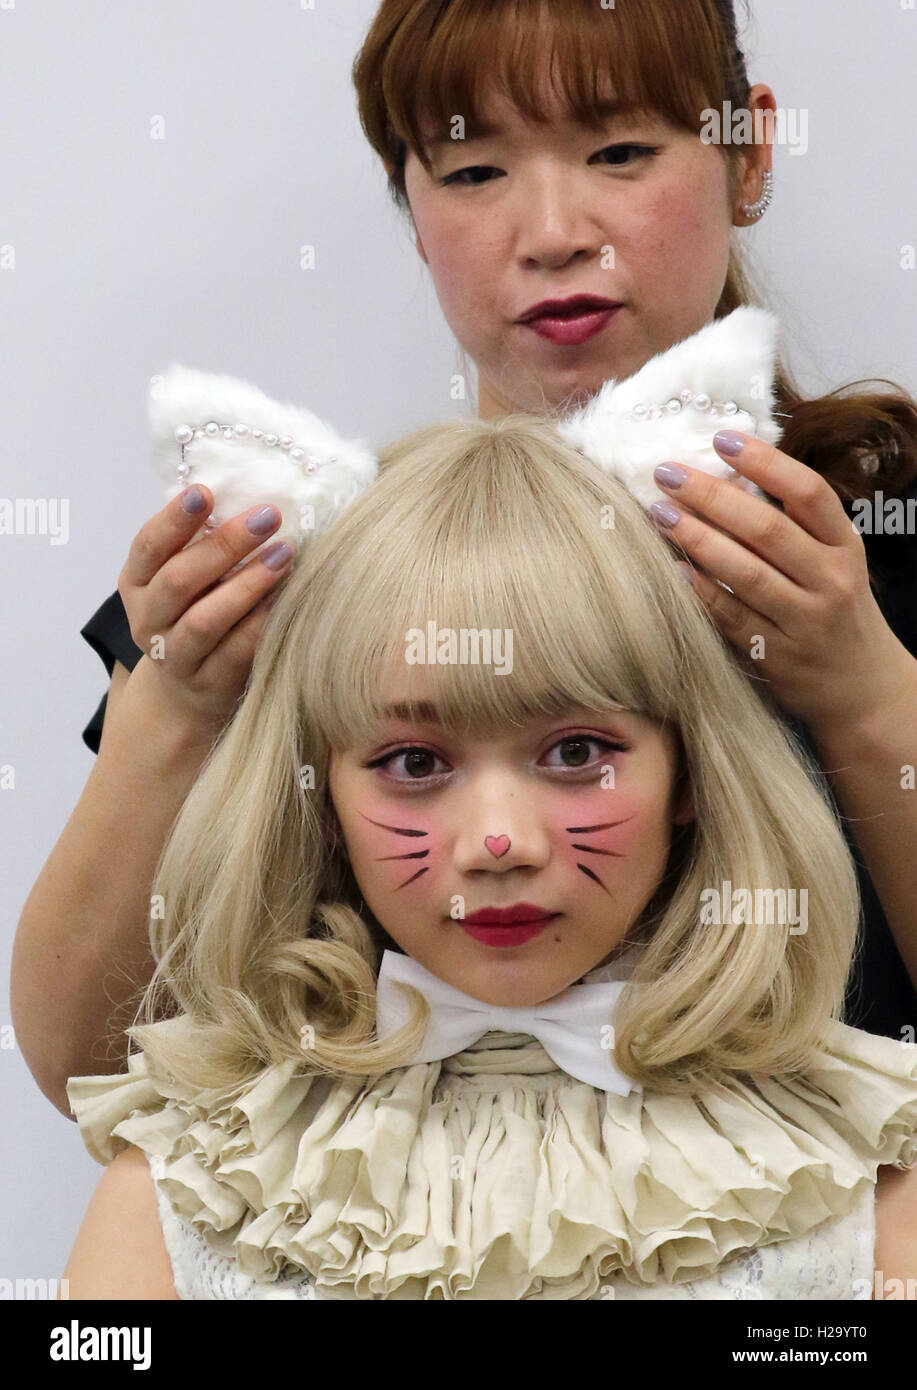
{"left": 460, "top": 903, "right": 559, "bottom": 948}
{"left": 517, "top": 295, "right": 623, "bottom": 347}
{"left": 464, "top": 903, "right": 554, "bottom": 925}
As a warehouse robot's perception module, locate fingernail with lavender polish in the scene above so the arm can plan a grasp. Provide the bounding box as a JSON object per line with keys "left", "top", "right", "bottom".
{"left": 181, "top": 485, "right": 207, "bottom": 513}
{"left": 714, "top": 430, "right": 745, "bottom": 457}
{"left": 650, "top": 500, "right": 681, "bottom": 529}
{"left": 654, "top": 463, "right": 688, "bottom": 489}
{"left": 261, "top": 540, "right": 293, "bottom": 570}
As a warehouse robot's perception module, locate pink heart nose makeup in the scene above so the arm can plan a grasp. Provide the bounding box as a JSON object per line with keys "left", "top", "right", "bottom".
{"left": 485, "top": 835, "right": 511, "bottom": 858}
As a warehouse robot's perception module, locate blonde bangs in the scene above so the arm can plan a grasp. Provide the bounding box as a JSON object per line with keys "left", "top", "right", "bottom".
{"left": 282, "top": 417, "right": 692, "bottom": 753}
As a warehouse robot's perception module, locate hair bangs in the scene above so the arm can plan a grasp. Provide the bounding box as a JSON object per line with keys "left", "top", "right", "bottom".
{"left": 376, "top": 0, "right": 736, "bottom": 178}
{"left": 291, "top": 417, "right": 689, "bottom": 753}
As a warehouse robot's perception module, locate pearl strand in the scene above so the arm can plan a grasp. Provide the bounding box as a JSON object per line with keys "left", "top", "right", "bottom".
{"left": 628, "top": 390, "right": 752, "bottom": 425}
{"left": 174, "top": 420, "right": 338, "bottom": 484}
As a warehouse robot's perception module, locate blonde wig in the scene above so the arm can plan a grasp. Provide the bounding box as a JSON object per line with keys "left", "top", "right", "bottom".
{"left": 132, "top": 415, "right": 860, "bottom": 1098}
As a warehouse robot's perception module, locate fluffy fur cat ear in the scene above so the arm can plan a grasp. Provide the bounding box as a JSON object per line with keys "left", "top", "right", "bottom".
{"left": 556, "top": 306, "right": 784, "bottom": 508}
{"left": 149, "top": 366, "right": 379, "bottom": 566}
{"left": 148, "top": 306, "right": 783, "bottom": 569}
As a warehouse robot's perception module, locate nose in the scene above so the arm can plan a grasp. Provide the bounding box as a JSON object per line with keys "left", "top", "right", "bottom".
{"left": 512, "top": 161, "right": 607, "bottom": 266}
{"left": 452, "top": 772, "right": 552, "bottom": 875}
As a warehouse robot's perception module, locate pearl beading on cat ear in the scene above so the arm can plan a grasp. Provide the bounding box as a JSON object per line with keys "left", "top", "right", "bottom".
{"left": 174, "top": 420, "right": 340, "bottom": 526}
{"left": 627, "top": 391, "right": 753, "bottom": 425}
{"left": 174, "top": 421, "right": 337, "bottom": 479}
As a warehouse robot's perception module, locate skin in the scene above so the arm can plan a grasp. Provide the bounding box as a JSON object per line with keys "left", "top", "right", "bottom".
{"left": 404, "top": 78, "right": 775, "bottom": 418}
{"left": 327, "top": 683, "right": 694, "bottom": 1007}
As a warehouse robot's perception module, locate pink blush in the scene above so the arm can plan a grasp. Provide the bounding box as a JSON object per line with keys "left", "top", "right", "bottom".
{"left": 356, "top": 805, "right": 437, "bottom": 889}
{"left": 560, "top": 790, "right": 644, "bottom": 857}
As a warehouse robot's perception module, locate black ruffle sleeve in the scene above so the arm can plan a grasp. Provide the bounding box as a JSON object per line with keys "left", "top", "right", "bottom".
{"left": 80, "top": 589, "right": 144, "bottom": 754}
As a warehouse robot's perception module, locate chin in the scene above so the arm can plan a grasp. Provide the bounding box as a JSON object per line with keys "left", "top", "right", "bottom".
{"left": 459, "top": 961, "right": 577, "bottom": 1006}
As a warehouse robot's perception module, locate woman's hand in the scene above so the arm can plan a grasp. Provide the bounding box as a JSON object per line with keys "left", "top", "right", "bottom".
{"left": 118, "top": 484, "right": 295, "bottom": 733}
{"left": 649, "top": 430, "right": 915, "bottom": 735}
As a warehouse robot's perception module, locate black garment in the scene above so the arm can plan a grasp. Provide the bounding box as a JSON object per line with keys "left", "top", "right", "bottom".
{"left": 78, "top": 478, "right": 917, "bottom": 1040}
{"left": 831, "top": 478, "right": 917, "bottom": 1040}
{"left": 80, "top": 589, "right": 144, "bottom": 755}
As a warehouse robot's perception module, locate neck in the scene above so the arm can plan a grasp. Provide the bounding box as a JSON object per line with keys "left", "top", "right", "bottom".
{"left": 476, "top": 375, "right": 514, "bottom": 421}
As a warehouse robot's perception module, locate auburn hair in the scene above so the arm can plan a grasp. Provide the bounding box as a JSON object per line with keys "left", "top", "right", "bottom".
{"left": 352, "top": 0, "right": 917, "bottom": 503}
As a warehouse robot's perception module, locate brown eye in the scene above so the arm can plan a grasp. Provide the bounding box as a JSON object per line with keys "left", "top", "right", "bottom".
{"left": 366, "top": 746, "right": 450, "bottom": 784}
{"left": 441, "top": 165, "right": 501, "bottom": 187}
{"left": 541, "top": 736, "right": 627, "bottom": 772}
{"left": 593, "top": 144, "right": 659, "bottom": 167}
{"left": 403, "top": 749, "right": 436, "bottom": 777}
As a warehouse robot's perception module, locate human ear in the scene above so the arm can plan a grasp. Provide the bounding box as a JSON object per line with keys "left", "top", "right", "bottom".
{"left": 734, "top": 84, "right": 777, "bottom": 225}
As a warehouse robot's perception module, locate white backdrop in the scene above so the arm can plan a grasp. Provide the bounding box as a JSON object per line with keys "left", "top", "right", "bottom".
{"left": 2, "top": 0, "right": 915, "bottom": 1287}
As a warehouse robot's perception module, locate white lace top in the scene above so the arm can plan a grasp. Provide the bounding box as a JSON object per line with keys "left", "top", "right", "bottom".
{"left": 146, "top": 1149, "right": 876, "bottom": 1300}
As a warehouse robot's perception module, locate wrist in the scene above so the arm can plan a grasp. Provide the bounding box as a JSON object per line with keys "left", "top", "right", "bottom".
{"left": 808, "top": 645, "right": 917, "bottom": 757}
{"left": 104, "top": 658, "right": 225, "bottom": 766}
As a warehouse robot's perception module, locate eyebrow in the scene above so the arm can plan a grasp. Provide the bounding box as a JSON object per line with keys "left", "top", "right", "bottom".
{"left": 423, "top": 100, "right": 647, "bottom": 153}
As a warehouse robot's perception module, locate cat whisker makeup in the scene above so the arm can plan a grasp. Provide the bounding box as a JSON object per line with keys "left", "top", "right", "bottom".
{"left": 326, "top": 701, "right": 680, "bottom": 1000}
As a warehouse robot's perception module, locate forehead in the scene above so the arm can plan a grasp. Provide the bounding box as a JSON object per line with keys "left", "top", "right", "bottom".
{"left": 422, "top": 94, "right": 663, "bottom": 155}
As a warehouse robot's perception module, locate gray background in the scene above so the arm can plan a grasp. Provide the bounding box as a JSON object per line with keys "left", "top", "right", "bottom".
{"left": 2, "top": 0, "right": 915, "bottom": 1287}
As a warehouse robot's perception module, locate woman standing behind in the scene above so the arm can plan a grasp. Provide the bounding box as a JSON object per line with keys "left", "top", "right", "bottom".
{"left": 13, "top": 0, "right": 917, "bottom": 1114}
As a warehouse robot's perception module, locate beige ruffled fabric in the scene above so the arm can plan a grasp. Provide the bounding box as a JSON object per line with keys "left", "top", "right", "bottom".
{"left": 68, "top": 1015, "right": 917, "bottom": 1300}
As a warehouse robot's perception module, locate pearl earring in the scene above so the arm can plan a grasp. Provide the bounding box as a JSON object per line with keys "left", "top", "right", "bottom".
{"left": 743, "top": 170, "right": 774, "bottom": 222}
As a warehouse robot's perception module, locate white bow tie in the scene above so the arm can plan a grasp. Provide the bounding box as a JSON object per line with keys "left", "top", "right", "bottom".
{"left": 374, "top": 949, "right": 640, "bottom": 1095}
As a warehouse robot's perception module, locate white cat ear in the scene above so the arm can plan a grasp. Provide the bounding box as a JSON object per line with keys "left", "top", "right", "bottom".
{"left": 556, "top": 306, "right": 784, "bottom": 508}
{"left": 149, "top": 366, "right": 379, "bottom": 562}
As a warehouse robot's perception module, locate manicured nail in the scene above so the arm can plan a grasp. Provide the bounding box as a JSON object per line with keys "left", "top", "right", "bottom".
{"left": 650, "top": 500, "right": 681, "bottom": 529}
{"left": 261, "top": 540, "right": 293, "bottom": 570}
{"left": 654, "top": 463, "right": 688, "bottom": 489}
{"left": 714, "top": 430, "right": 745, "bottom": 457}
{"left": 247, "top": 504, "right": 281, "bottom": 535}
{"left": 181, "top": 485, "right": 207, "bottom": 513}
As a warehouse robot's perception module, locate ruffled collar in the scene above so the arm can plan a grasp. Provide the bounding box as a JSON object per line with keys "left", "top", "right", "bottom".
{"left": 67, "top": 1004, "right": 917, "bottom": 1299}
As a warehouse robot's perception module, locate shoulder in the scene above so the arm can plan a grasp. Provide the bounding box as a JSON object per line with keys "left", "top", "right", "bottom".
{"left": 873, "top": 1161, "right": 917, "bottom": 1297}
{"left": 62, "top": 1144, "right": 179, "bottom": 1300}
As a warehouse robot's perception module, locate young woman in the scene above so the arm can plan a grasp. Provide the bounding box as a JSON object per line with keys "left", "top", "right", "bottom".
{"left": 13, "top": 0, "right": 917, "bottom": 1116}
{"left": 62, "top": 415, "right": 917, "bottom": 1300}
